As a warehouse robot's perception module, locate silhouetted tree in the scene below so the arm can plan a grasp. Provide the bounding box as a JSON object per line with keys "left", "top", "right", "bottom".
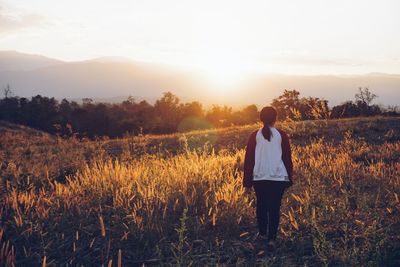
{"left": 0, "top": 95, "right": 19, "bottom": 122}
{"left": 331, "top": 101, "right": 361, "bottom": 118}
{"left": 0, "top": 87, "right": 389, "bottom": 138}
{"left": 271, "top": 90, "right": 330, "bottom": 121}
{"left": 355, "top": 87, "right": 377, "bottom": 106}
{"left": 271, "top": 90, "right": 302, "bottom": 120}
{"left": 3, "top": 84, "right": 13, "bottom": 98}
{"left": 206, "top": 105, "right": 232, "bottom": 127}
{"left": 177, "top": 101, "right": 209, "bottom": 132}
{"left": 230, "top": 105, "right": 259, "bottom": 125}
{"left": 331, "top": 88, "right": 381, "bottom": 118}
{"left": 154, "top": 92, "right": 181, "bottom": 133}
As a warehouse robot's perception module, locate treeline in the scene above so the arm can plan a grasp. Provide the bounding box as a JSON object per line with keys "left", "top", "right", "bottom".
{"left": 0, "top": 87, "right": 398, "bottom": 138}
{"left": 271, "top": 87, "right": 398, "bottom": 121}
{"left": 0, "top": 91, "right": 259, "bottom": 137}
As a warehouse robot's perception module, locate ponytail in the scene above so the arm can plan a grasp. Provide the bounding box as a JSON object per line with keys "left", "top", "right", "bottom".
{"left": 261, "top": 126, "right": 272, "bottom": 141}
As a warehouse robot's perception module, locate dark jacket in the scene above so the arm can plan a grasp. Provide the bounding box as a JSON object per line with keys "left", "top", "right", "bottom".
{"left": 243, "top": 128, "right": 293, "bottom": 188}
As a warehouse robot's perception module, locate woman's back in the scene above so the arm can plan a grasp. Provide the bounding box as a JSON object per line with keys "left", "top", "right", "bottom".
{"left": 253, "top": 127, "right": 289, "bottom": 181}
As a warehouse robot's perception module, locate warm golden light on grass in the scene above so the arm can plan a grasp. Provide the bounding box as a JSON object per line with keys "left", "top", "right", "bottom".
{"left": 1, "top": 117, "right": 399, "bottom": 265}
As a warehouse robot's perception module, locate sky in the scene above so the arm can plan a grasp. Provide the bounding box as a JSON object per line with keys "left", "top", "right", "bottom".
{"left": 0, "top": 0, "right": 400, "bottom": 78}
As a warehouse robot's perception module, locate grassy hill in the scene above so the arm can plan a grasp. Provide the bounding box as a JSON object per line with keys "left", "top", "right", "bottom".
{"left": 0, "top": 117, "right": 399, "bottom": 266}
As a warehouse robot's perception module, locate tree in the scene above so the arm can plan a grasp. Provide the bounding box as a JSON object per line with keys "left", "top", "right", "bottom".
{"left": 271, "top": 90, "right": 333, "bottom": 121}
{"left": 331, "top": 88, "right": 381, "bottom": 118}
{"left": 355, "top": 87, "right": 381, "bottom": 116}
{"left": 154, "top": 92, "right": 181, "bottom": 133}
{"left": 230, "top": 104, "right": 259, "bottom": 125}
{"left": 0, "top": 95, "right": 19, "bottom": 121}
{"left": 3, "top": 84, "right": 13, "bottom": 98}
{"left": 177, "top": 101, "right": 210, "bottom": 132}
{"left": 82, "top": 98, "right": 93, "bottom": 106}
{"left": 302, "top": 97, "right": 330, "bottom": 120}
{"left": 241, "top": 104, "right": 259, "bottom": 123}
{"left": 331, "top": 101, "right": 358, "bottom": 118}
{"left": 180, "top": 101, "right": 204, "bottom": 118}
{"left": 206, "top": 105, "right": 232, "bottom": 127}
{"left": 355, "top": 87, "right": 377, "bottom": 106}
{"left": 271, "top": 90, "right": 302, "bottom": 120}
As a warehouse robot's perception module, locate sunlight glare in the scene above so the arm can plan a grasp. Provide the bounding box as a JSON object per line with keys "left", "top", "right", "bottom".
{"left": 195, "top": 49, "right": 247, "bottom": 86}
{"left": 188, "top": 8, "right": 253, "bottom": 89}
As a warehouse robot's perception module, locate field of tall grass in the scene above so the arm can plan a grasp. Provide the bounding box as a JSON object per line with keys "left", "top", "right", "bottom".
{"left": 1, "top": 117, "right": 399, "bottom": 266}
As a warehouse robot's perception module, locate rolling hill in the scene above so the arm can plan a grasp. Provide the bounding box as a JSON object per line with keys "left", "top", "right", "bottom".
{"left": 0, "top": 51, "right": 399, "bottom": 106}
{"left": 0, "top": 50, "right": 64, "bottom": 71}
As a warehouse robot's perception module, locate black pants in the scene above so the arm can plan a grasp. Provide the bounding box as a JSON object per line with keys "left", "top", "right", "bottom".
{"left": 253, "top": 180, "right": 286, "bottom": 240}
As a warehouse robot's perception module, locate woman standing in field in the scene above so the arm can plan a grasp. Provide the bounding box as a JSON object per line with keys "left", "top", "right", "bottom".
{"left": 243, "top": 106, "right": 293, "bottom": 251}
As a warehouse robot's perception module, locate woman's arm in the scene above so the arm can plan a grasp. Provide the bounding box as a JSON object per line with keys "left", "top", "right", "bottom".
{"left": 243, "top": 130, "right": 257, "bottom": 188}
{"left": 278, "top": 129, "right": 293, "bottom": 184}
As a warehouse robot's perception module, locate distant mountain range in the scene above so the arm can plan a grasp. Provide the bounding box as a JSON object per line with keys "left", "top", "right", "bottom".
{"left": 0, "top": 51, "right": 399, "bottom": 107}
{"left": 0, "top": 51, "right": 64, "bottom": 71}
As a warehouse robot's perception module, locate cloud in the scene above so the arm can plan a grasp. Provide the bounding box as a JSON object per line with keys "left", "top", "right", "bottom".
{"left": 0, "top": 8, "right": 46, "bottom": 36}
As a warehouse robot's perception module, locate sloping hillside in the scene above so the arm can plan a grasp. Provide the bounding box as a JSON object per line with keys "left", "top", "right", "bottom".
{"left": 1, "top": 117, "right": 399, "bottom": 266}
{"left": 1, "top": 116, "right": 399, "bottom": 184}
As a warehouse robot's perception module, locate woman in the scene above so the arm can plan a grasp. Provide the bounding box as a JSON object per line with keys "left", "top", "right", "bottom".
{"left": 243, "top": 106, "right": 293, "bottom": 251}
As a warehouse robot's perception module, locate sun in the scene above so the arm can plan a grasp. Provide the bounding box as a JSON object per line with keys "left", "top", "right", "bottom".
{"left": 189, "top": 32, "right": 251, "bottom": 87}
{"left": 195, "top": 49, "right": 247, "bottom": 86}
{"left": 187, "top": 7, "right": 252, "bottom": 88}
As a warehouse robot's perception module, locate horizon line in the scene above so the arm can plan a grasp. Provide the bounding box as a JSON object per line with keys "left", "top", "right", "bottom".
{"left": 2, "top": 49, "right": 400, "bottom": 77}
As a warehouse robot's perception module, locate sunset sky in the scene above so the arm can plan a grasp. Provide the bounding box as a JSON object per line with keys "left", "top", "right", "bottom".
{"left": 1, "top": 0, "right": 399, "bottom": 79}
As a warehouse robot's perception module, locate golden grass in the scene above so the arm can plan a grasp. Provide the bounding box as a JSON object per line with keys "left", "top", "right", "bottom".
{"left": 0, "top": 117, "right": 400, "bottom": 266}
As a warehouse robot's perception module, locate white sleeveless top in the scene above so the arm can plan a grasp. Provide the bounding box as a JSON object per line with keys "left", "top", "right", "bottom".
{"left": 253, "top": 127, "right": 289, "bottom": 182}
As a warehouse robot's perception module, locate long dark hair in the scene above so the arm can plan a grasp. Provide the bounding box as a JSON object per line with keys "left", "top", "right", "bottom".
{"left": 260, "top": 106, "right": 277, "bottom": 141}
